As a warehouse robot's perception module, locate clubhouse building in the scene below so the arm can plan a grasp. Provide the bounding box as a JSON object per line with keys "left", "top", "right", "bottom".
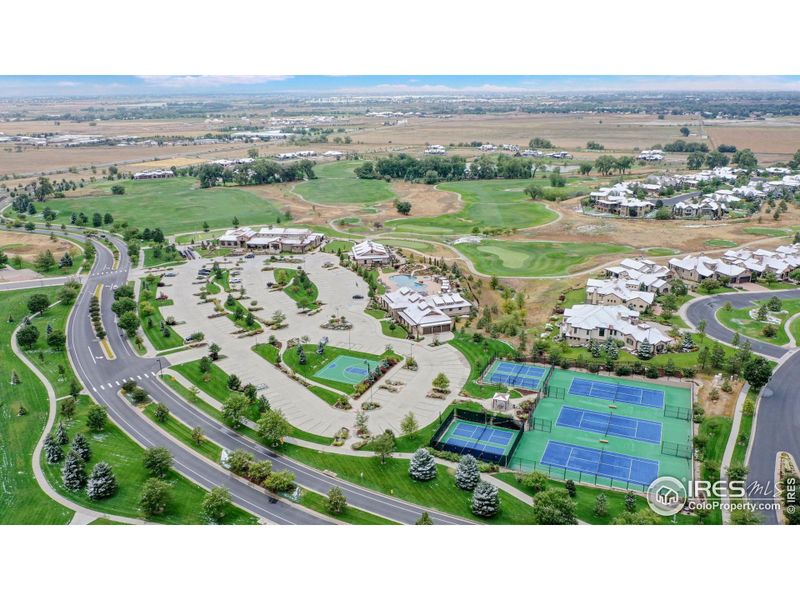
{"left": 379, "top": 287, "right": 472, "bottom": 337}
{"left": 217, "top": 226, "right": 324, "bottom": 254}
{"left": 349, "top": 239, "right": 396, "bottom": 266}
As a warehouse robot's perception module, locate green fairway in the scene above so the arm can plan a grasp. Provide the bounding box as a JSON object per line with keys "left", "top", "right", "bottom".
{"left": 716, "top": 299, "right": 800, "bottom": 346}
{"left": 41, "top": 396, "right": 257, "bottom": 524}
{"left": 30, "top": 177, "right": 286, "bottom": 235}
{"left": 293, "top": 161, "right": 395, "bottom": 205}
{"left": 704, "top": 239, "right": 738, "bottom": 248}
{"left": 379, "top": 238, "right": 437, "bottom": 253}
{"left": 457, "top": 239, "right": 631, "bottom": 277}
{"left": 388, "top": 179, "right": 559, "bottom": 235}
{"left": 742, "top": 227, "right": 790, "bottom": 237}
{"left": 645, "top": 247, "right": 679, "bottom": 256}
{"left": 0, "top": 289, "right": 74, "bottom": 524}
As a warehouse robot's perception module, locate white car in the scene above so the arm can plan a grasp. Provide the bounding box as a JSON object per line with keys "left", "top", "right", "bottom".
{"left": 230, "top": 277, "right": 242, "bottom": 284}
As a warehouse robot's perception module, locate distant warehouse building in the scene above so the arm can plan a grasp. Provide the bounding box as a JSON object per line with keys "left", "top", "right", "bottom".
{"left": 133, "top": 169, "right": 175, "bottom": 180}
{"left": 217, "top": 226, "right": 324, "bottom": 254}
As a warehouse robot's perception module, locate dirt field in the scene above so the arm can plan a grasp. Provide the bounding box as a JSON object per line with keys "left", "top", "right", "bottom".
{"left": 0, "top": 231, "right": 81, "bottom": 259}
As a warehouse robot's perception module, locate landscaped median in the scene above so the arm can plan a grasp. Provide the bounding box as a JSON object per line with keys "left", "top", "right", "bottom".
{"left": 138, "top": 276, "right": 183, "bottom": 352}
{"left": 716, "top": 297, "right": 800, "bottom": 346}
{"left": 93, "top": 284, "right": 115, "bottom": 360}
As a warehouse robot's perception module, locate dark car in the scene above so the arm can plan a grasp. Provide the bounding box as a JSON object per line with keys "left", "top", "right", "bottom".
{"left": 352, "top": 294, "right": 364, "bottom": 300}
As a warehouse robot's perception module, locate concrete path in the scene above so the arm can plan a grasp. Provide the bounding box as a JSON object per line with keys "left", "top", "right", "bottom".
{"left": 719, "top": 383, "right": 750, "bottom": 524}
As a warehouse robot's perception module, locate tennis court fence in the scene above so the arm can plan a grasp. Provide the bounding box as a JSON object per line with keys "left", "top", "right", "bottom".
{"left": 661, "top": 441, "right": 693, "bottom": 459}
{"left": 429, "top": 408, "right": 524, "bottom": 467}
{"left": 509, "top": 457, "right": 649, "bottom": 493}
{"left": 530, "top": 417, "right": 552, "bottom": 433}
{"left": 663, "top": 404, "right": 692, "bottom": 421}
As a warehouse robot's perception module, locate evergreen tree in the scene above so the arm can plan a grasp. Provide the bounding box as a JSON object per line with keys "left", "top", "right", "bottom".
{"left": 681, "top": 331, "right": 694, "bottom": 352}
{"left": 607, "top": 341, "right": 619, "bottom": 360}
{"left": 565, "top": 479, "right": 577, "bottom": 497}
{"left": 624, "top": 490, "right": 637, "bottom": 512}
{"left": 408, "top": 448, "right": 437, "bottom": 481}
{"left": 471, "top": 480, "right": 500, "bottom": 517}
{"left": 455, "top": 454, "right": 480, "bottom": 491}
{"left": 62, "top": 450, "right": 87, "bottom": 491}
{"left": 86, "top": 462, "right": 117, "bottom": 500}
{"left": 55, "top": 421, "right": 68, "bottom": 445}
{"left": 637, "top": 339, "right": 652, "bottom": 360}
{"left": 71, "top": 433, "right": 91, "bottom": 462}
{"left": 415, "top": 511, "right": 434, "bottom": 525}
{"left": 44, "top": 433, "right": 63, "bottom": 463}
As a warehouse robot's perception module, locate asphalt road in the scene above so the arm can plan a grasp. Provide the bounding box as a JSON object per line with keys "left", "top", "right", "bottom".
{"left": 658, "top": 191, "right": 701, "bottom": 208}
{"left": 685, "top": 290, "right": 800, "bottom": 524}
{"left": 61, "top": 231, "right": 471, "bottom": 525}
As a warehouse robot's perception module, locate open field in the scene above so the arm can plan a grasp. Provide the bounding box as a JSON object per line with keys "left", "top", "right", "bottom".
{"left": 388, "top": 179, "right": 559, "bottom": 235}
{"left": 0, "top": 288, "right": 74, "bottom": 524}
{"left": 457, "top": 239, "right": 631, "bottom": 277}
{"left": 292, "top": 160, "right": 395, "bottom": 205}
{"left": 28, "top": 177, "right": 285, "bottom": 235}
{"left": 0, "top": 231, "right": 84, "bottom": 275}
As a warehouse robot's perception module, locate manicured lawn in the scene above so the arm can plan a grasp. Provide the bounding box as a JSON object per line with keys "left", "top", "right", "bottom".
{"left": 173, "top": 360, "right": 236, "bottom": 403}
{"left": 142, "top": 246, "right": 186, "bottom": 268}
{"left": 699, "top": 416, "right": 733, "bottom": 483}
{"left": 294, "top": 161, "right": 395, "bottom": 205}
{"left": 163, "top": 371, "right": 335, "bottom": 446}
{"left": 457, "top": 239, "right": 632, "bottom": 277}
{"left": 380, "top": 319, "right": 409, "bottom": 339}
{"left": 388, "top": 179, "right": 559, "bottom": 235}
{"left": 31, "top": 177, "right": 286, "bottom": 235}
{"left": 24, "top": 297, "right": 79, "bottom": 398}
{"left": 299, "top": 488, "right": 398, "bottom": 524}
{"left": 716, "top": 299, "right": 800, "bottom": 346}
{"left": 323, "top": 240, "right": 354, "bottom": 254}
{"left": 704, "top": 239, "right": 738, "bottom": 248}
{"left": 139, "top": 277, "right": 183, "bottom": 351}
{"left": 492, "top": 472, "right": 703, "bottom": 524}
{"left": 449, "top": 333, "right": 518, "bottom": 398}
{"left": 0, "top": 289, "right": 74, "bottom": 524}
{"left": 561, "top": 287, "right": 587, "bottom": 309}
{"left": 41, "top": 396, "right": 257, "bottom": 524}
{"left": 742, "top": 227, "right": 790, "bottom": 237}
{"left": 282, "top": 344, "right": 399, "bottom": 394}
{"left": 142, "top": 402, "right": 222, "bottom": 463}
{"left": 280, "top": 443, "right": 537, "bottom": 524}
{"left": 365, "top": 307, "right": 388, "bottom": 319}
{"left": 252, "top": 343, "right": 281, "bottom": 365}
{"left": 274, "top": 268, "right": 319, "bottom": 308}
{"left": 224, "top": 296, "right": 263, "bottom": 331}
{"left": 307, "top": 385, "right": 344, "bottom": 406}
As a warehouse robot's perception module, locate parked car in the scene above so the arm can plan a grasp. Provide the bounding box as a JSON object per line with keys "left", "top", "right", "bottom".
{"left": 245, "top": 253, "right": 255, "bottom": 259}
{"left": 164, "top": 272, "right": 178, "bottom": 277}
{"left": 230, "top": 277, "right": 242, "bottom": 284}
{"left": 352, "top": 294, "right": 364, "bottom": 300}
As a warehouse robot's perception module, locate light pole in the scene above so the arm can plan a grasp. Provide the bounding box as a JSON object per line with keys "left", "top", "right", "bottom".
{"left": 156, "top": 358, "right": 163, "bottom": 378}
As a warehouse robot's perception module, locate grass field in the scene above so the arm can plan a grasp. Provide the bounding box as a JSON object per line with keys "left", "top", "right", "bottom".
{"left": 139, "top": 277, "right": 183, "bottom": 351}
{"left": 142, "top": 246, "right": 186, "bottom": 268}
{"left": 41, "top": 396, "right": 256, "bottom": 524}
{"left": 293, "top": 161, "right": 395, "bottom": 205}
{"left": 0, "top": 231, "right": 84, "bottom": 276}
{"left": 388, "top": 179, "right": 559, "bottom": 235}
{"left": 252, "top": 343, "right": 281, "bottom": 365}
{"left": 0, "top": 288, "right": 74, "bottom": 525}
{"left": 645, "top": 247, "right": 679, "bottom": 256}
{"left": 379, "top": 238, "right": 437, "bottom": 253}
{"left": 457, "top": 239, "right": 632, "bottom": 277}
{"left": 274, "top": 268, "right": 319, "bottom": 308}
{"left": 31, "top": 177, "right": 286, "bottom": 235}
{"left": 298, "top": 488, "right": 397, "bottom": 525}
{"left": 23, "top": 298, "right": 79, "bottom": 398}
{"left": 323, "top": 240, "right": 354, "bottom": 254}
{"left": 142, "top": 402, "right": 222, "bottom": 463}
{"left": 279, "top": 443, "right": 537, "bottom": 524}
{"left": 716, "top": 299, "right": 800, "bottom": 346}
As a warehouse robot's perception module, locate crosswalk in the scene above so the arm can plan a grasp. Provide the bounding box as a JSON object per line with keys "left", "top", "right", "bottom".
{"left": 93, "top": 371, "right": 159, "bottom": 392}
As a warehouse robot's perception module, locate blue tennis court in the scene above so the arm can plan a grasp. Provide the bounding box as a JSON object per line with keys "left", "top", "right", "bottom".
{"left": 568, "top": 377, "right": 665, "bottom": 409}
{"left": 484, "top": 360, "right": 545, "bottom": 390}
{"left": 439, "top": 420, "right": 518, "bottom": 459}
{"left": 541, "top": 441, "right": 660, "bottom": 486}
{"left": 556, "top": 406, "right": 662, "bottom": 444}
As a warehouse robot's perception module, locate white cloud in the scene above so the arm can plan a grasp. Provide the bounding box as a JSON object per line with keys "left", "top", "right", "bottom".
{"left": 138, "top": 75, "right": 293, "bottom": 89}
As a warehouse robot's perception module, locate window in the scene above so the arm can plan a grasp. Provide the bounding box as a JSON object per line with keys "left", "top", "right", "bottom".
{"left": 599, "top": 328, "right": 605, "bottom": 337}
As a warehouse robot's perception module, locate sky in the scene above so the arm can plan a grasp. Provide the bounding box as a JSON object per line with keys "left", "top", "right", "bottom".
{"left": 1, "top": 75, "right": 800, "bottom": 98}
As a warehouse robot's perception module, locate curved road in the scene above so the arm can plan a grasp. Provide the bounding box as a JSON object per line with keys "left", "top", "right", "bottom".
{"left": 60, "top": 231, "right": 471, "bottom": 525}
{"left": 686, "top": 289, "right": 800, "bottom": 524}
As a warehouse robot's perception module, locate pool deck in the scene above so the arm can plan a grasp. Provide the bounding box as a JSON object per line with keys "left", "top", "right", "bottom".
{"left": 381, "top": 271, "right": 443, "bottom": 294}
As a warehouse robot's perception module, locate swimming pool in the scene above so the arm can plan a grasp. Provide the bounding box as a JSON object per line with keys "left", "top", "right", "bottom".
{"left": 389, "top": 274, "right": 428, "bottom": 291}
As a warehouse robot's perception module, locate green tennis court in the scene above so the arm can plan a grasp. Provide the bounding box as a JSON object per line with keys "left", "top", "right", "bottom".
{"left": 314, "top": 355, "right": 382, "bottom": 385}
{"left": 510, "top": 369, "right": 693, "bottom": 491}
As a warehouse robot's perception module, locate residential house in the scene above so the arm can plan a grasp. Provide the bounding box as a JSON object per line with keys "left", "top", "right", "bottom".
{"left": 668, "top": 254, "right": 750, "bottom": 283}
{"left": 559, "top": 304, "right": 672, "bottom": 354}
{"left": 585, "top": 278, "right": 655, "bottom": 312}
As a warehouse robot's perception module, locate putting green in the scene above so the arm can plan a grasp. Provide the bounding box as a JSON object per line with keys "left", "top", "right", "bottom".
{"left": 457, "top": 240, "right": 632, "bottom": 277}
